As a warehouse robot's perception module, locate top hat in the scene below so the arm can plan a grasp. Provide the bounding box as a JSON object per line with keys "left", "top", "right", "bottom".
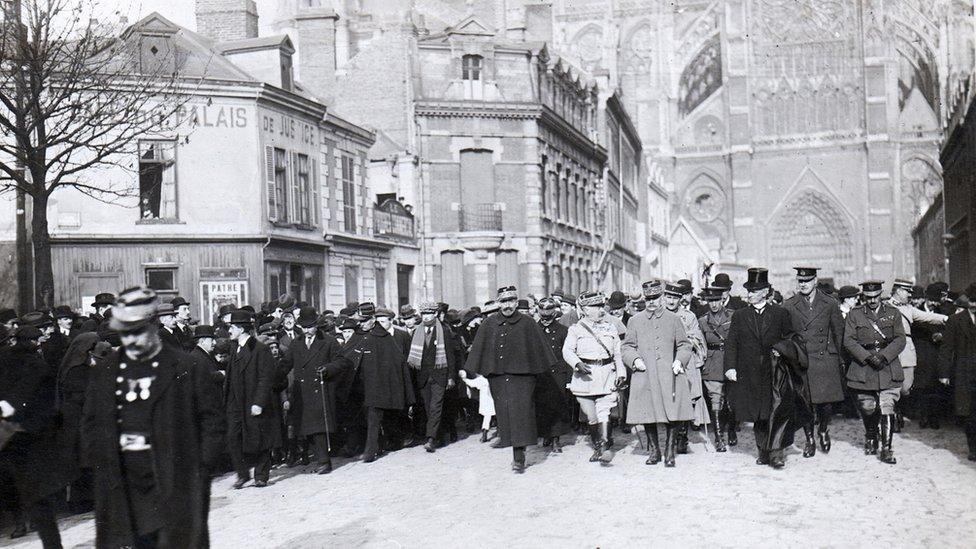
{"left": 109, "top": 287, "right": 159, "bottom": 331}
{"left": 642, "top": 279, "right": 663, "bottom": 298}
{"left": 577, "top": 291, "right": 606, "bottom": 308}
{"left": 91, "top": 293, "right": 116, "bottom": 308}
{"left": 743, "top": 268, "right": 771, "bottom": 292}
{"left": 712, "top": 273, "right": 733, "bottom": 289}
{"left": 52, "top": 305, "right": 75, "bottom": 319}
{"left": 701, "top": 287, "right": 724, "bottom": 302}
{"left": 607, "top": 291, "right": 627, "bottom": 310}
{"left": 296, "top": 306, "right": 319, "bottom": 328}
{"left": 170, "top": 296, "right": 190, "bottom": 308}
{"left": 793, "top": 267, "right": 819, "bottom": 282}
{"left": 192, "top": 325, "right": 216, "bottom": 339}
{"left": 859, "top": 281, "right": 884, "bottom": 297}
{"left": 497, "top": 286, "right": 518, "bottom": 302}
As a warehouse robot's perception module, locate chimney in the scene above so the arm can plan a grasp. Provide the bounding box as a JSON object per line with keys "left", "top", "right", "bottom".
{"left": 295, "top": 6, "right": 339, "bottom": 102}
{"left": 195, "top": 0, "right": 259, "bottom": 43}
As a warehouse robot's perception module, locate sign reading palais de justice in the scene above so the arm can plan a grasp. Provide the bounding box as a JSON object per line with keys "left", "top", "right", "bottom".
{"left": 259, "top": 108, "right": 317, "bottom": 146}
{"left": 175, "top": 104, "right": 249, "bottom": 128}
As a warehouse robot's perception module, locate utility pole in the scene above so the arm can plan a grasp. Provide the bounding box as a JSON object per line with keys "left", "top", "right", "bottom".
{"left": 8, "top": 0, "right": 33, "bottom": 312}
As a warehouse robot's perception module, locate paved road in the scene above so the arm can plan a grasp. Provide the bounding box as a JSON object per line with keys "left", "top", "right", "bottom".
{"left": 6, "top": 418, "right": 976, "bottom": 548}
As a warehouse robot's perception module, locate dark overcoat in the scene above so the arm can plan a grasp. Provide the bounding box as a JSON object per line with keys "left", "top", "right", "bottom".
{"left": 938, "top": 311, "right": 976, "bottom": 416}
{"left": 535, "top": 320, "right": 573, "bottom": 437}
{"left": 341, "top": 325, "right": 415, "bottom": 410}
{"left": 723, "top": 305, "right": 795, "bottom": 421}
{"left": 0, "top": 345, "right": 67, "bottom": 505}
{"left": 224, "top": 336, "right": 281, "bottom": 453}
{"left": 843, "top": 304, "right": 906, "bottom": 392}
{"left": 464, "top": 312, "right": 557, "bottom": 377}
{"left": 81, "top": 345, "right": 224, "bottom": 549}
{"left": 913, "top": 316, "right": 944, "bottom": 391}
{"left": 782, "top": 291, "right": 846, "bottom": 403}
{"left": 415, "top": 322, "right": 461, "bottom": 388}
{"left": 279, "top": 335, "right": 351, "bottom": 435}
{"left": 190, "top": 346, "right": 227, "bottom": 410}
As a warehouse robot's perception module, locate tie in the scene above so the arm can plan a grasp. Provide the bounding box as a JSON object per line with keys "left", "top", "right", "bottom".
{"left": 425, "top": 327, "right": 434, "bottom": 346}
{"left": 306, "top": 336, "right": 314, "bottom": 348}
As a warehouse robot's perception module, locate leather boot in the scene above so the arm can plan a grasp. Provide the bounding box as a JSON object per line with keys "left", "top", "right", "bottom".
{"left": 967, "top": 432, "right": 976, "bottom": 462}
{"left": 802, "top": 424, "right": 816, "bottom": 458}
{"left": 664, "top": 423, "right": 676, "bottom": 467}
{"left": 285, "top": 438, "right": 299, "bottom": 467}
{"left": 480, "top": 429, "right": 489, "bottom": 443}
{"left": 726, "top": 410, "right": 738, "bottom": 446}
{"left": 512, "top": 447, "right": 526, "bottom": 474}
{"left": 879, "top": 415, "right": 897, "bottom": 464}
{"left": 893, "top": 403, "right": 903, "bottom": 434}
{"left": 298, "top": 439, "right": 310, "bottom": 466}
{"left": 644, "top": 424, "right": 661, "bottom": 464}
{"left": 713, "top": 414, "right": 727, "bottom": 452}
{"left": 818, "top": 413, "right": 832, "bottom": 453}
{"left": 675, "top": 422, "right": 689, "bottom": 454}
{"left": 862, "top": 411, "right": 879, "bottom": 455}
{"left": 598, "top": 422, "right": 615, "bottom": 464}
{"left": 769, "top": 448, "right": 785, "bottom": 469}
{"left": 588, "top": 424, "right": 602, "bottom": 463}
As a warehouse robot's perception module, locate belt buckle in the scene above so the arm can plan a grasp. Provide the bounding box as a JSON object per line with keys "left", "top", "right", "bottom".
{"left": 119, "top": 432, "right": 151, "bottom": 452}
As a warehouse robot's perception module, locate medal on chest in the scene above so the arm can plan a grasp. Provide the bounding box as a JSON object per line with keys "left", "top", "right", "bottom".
{"left": 124, "top": 376, "right": 156, "bottom": 402}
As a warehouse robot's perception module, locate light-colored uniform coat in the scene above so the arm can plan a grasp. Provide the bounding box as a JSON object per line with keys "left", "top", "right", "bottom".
{"left": 621, "top": 308, "right": 693, "bottom": 423}
{"left": 562, "top": 318, "right": 626, "bottom": 396}
{"left": 890, "top": 301, "right": 947, "bottom": 367}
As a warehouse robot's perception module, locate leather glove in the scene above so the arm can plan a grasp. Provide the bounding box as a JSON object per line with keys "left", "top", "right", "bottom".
{"left": 575, "top": 363, "right": 592, "bottom": 375}
{"left": 614, "top": 375, "right": 628, "bottom": 391}
{"left": 865, "top": 354, "right": 884, "bottom": 370}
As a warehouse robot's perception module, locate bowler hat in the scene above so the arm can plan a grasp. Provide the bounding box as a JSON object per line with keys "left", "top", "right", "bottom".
{"left": 227, "top": 309, "right": 254, "bottom": 326}
{"left": 912, "top": 285, "right": 924, "bottom": 300}
{"left": 170, "top": 296, "right": 190, "bottom": 308}
{"left": 607, "top": 291, "right": 627, "bottom": 310}
{"left": 966, "top": 284, "right": 976, "bottom": 302}
{"left": 743, "top": 268, "right": 771, "bottom": 291}
{"left": 214, "top": 338, "right": 234, "bottom": 355}
{"left": 52, "top": 305, "right": 75, "bottom": 319}
{"left": 192, "top": 325, "right": 216, "bottom": 339}
{"left": 91, "top": 293, "right": 116, "bottom": 307}
{"left": 109, "top": 287, "right": 159, "bottom": 331}
{"left": 399, "top": 305, "right": 418, "bottom": 318}
{"left": 218, "top": 304, "right": 237, "bottom": 317}
{"left": 296, "top": 306, "right": 319, "bottom": 328}
{"left": 712, "top": 273, "right": 734, "bottom": 289}
{"left": 924, "top": 283, "right": 944, "bottom": 301}
{"left": 837, "top": 286, "right": 860, "bottom": 300}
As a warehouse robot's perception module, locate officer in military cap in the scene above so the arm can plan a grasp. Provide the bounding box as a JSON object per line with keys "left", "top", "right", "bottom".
{"left": 783, "top": 267, "right": 845, "bottom": 456}
{"left": 81, "top": 287, "right": 224, "bottom": 547}
{"left": 698, "top": 287, "right": 732, "bottom": 451}
{"left": 843, "top": 281, "right": 906, "bottom": 464}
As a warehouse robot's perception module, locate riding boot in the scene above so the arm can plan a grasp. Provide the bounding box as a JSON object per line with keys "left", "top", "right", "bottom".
{"left": 893, "top": 402, "right": 903, "bottom": 434}
{"left": 664, "top": 423, "right": 676, "bottom": 467}
{"left": 588, "top": 424, "right": 602, "bottom": 462}
{"left": 879, "top": 414, "right": 897, "bottom": 464}
{"left": 644, "top": 424, "right": 661, "bottom": 464}
{"left": 606, "top": 421, "right": 615, "bottom": 449}
{"left": 862, "top": 410, "right": 879, "bottom": 455}
{"left": 675, "top": 421, "right": 689, "bottom": 454}
{"left": 598, "top": 422, "right": 615, "bottom": 464}
{"left": 713, "top": 414, "right": 727, "bottom": 452}
{"left": 818, "top": 408, "right": 832, "bottom": 453}
{"left": 802, "top": 424, "right": 816, "bottom": 458}
{"left": 726, "top": 409, "right": 738, "bottom": 446}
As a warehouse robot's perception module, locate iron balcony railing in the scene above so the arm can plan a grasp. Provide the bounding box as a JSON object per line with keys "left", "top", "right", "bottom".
{"left": 458, "top": 203, "right": 503, "bottom": 231}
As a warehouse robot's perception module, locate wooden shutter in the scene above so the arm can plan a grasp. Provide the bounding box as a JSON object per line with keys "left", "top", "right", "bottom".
{"left": 310, "top": 157, "right": 320, "bottom": 227}
{"left": 265, "top": 146, "right": 278, "bottom": 222}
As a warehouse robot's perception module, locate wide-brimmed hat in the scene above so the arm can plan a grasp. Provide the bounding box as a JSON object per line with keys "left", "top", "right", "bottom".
{"left": 461, "top": 308, "right": 484, "bottom": 326}
{"left": 192, "top": 325, "right": 216, "bottom": 339}
{"left": 109, "top": 287, "right": 159, "bottom": 331}
{"left": 482, "top": 300, "right": 500, "bottom": 314}
{"left": 296, "top": 306, "right": 319, "bottom": 328}
{"left": 21, "top": 311, "right": 54, "bottom": 328}
{"left": 743, "top": 268, "right": 771, "bottom": 292}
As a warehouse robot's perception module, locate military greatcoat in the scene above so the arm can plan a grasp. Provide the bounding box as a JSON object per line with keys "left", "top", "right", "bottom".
{"left": 621, "top": 308, "right": 693, "bottom": 423}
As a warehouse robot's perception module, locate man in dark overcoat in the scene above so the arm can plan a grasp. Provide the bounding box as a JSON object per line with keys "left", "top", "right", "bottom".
{"left": 782, "top": 267, "right": 846, "bottom": 456}
{"left": 189, "top": 325, "right": 227, "bottom": 408}
{"left": 80, "top": 287, "right": 224, "bottom": 548}
{"left": 224, "top": 309, "right": 280, "bottom": 488}
{"left": 723, "top": 268, "right": 797, "bottom": 468}
{"left": 405, "top": 302, "right": 461, "bottom": 453}
{"left": 278, "top": 307, "right": 351, "bottom": 474}
{"left": 843, "top": 281, "right": 906, "bottom": 465}
{"left": 340, "top": 303, "right": 415, "bottom": 463}
{"left": 462, "top": 286, "right": 559, "bottom": 473}
{"left": 79, "top": 293, "right": 115, "bottom": 333}
{"left": 938, "top": 286, "right": 976, "bottom": 461}
{"left": 1, "top": 326, "right": 66, "bottom": 548}
{"left": 535, "top": 298, "right": 574, "bottom": 452}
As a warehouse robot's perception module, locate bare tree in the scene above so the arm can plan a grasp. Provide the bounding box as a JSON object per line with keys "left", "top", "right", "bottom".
{"left": 0, "top": 0, "right": 199, "bottom": 309}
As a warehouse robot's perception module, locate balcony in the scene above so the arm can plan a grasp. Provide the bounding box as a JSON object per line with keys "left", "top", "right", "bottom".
{"left": 373, "top": 197, "right": 416, "bottom": 242}
{"left": 458, "top": 203, "right": 503, "bottom": 232}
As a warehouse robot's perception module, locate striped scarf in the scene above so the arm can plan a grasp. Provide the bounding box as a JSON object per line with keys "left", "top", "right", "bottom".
{"left": 407, "top": 321, "right": 448, "bottom": 369}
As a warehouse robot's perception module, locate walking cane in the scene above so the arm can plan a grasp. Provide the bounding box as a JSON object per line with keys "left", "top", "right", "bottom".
{"left": 318, "top": 371, "right": 332, "bottom": 452}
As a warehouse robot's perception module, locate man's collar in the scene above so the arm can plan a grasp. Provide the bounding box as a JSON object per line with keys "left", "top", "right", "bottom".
{"left": 495, "top": 311, "right": 523, "bottom": 325}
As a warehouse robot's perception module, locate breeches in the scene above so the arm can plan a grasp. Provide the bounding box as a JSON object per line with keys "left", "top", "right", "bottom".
{"left": 703, "top": 380, "right": 724, "bottom": 412}
{"left": 576, "top": 393, "right": 618, "bottom": 424}
{"left": 853, "top": 388, "right": 901, "bottom": 416}
{"left": 900, "top": 366, "right": 915, "bottom": 396}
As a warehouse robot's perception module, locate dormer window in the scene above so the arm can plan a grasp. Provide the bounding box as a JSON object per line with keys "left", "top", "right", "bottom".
{"left": 280, "top": 53, "right": 294, "bottom": 92}
{"left": 462, "top": 55, "right": 482, "bottom": 81}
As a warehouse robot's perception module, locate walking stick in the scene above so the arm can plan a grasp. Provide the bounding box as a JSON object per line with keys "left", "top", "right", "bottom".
{"left": 319, "top": 372, "right": 332, "bottom": 452}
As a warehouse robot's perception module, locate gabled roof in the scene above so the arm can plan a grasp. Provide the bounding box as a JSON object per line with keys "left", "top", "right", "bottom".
{"left": 216, "top": 35, "right": 296, "bottom": 55}
{"left": 446, "top": 15, "right": 496, "bottom": 36}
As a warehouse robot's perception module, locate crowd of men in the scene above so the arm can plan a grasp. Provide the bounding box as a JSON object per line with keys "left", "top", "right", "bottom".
{"left": 1, "top": 265, "right": 975, "bottom": 547}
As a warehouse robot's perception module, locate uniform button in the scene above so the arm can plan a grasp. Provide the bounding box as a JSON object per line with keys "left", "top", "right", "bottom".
{"left": 117, "top": 419, "right": 123, "bottom": 424}
{"left": 152, "top": 362, "right": 159, "bottom": 368}
{"left": 120, "top": 363, "right": 127, "bottom": 370}
{"left": 116, "top": 390, "right": 122, "bottom": 395}
{"left": 116, "top": 405, "right": 123, "bottom": 410}
{"left": 116, "top": 376, "right": 124, "bottom": 383}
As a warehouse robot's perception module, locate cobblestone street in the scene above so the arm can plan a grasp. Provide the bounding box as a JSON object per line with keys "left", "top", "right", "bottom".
{"left": 8, "top": 418, "right": 975, "bottom": 548}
